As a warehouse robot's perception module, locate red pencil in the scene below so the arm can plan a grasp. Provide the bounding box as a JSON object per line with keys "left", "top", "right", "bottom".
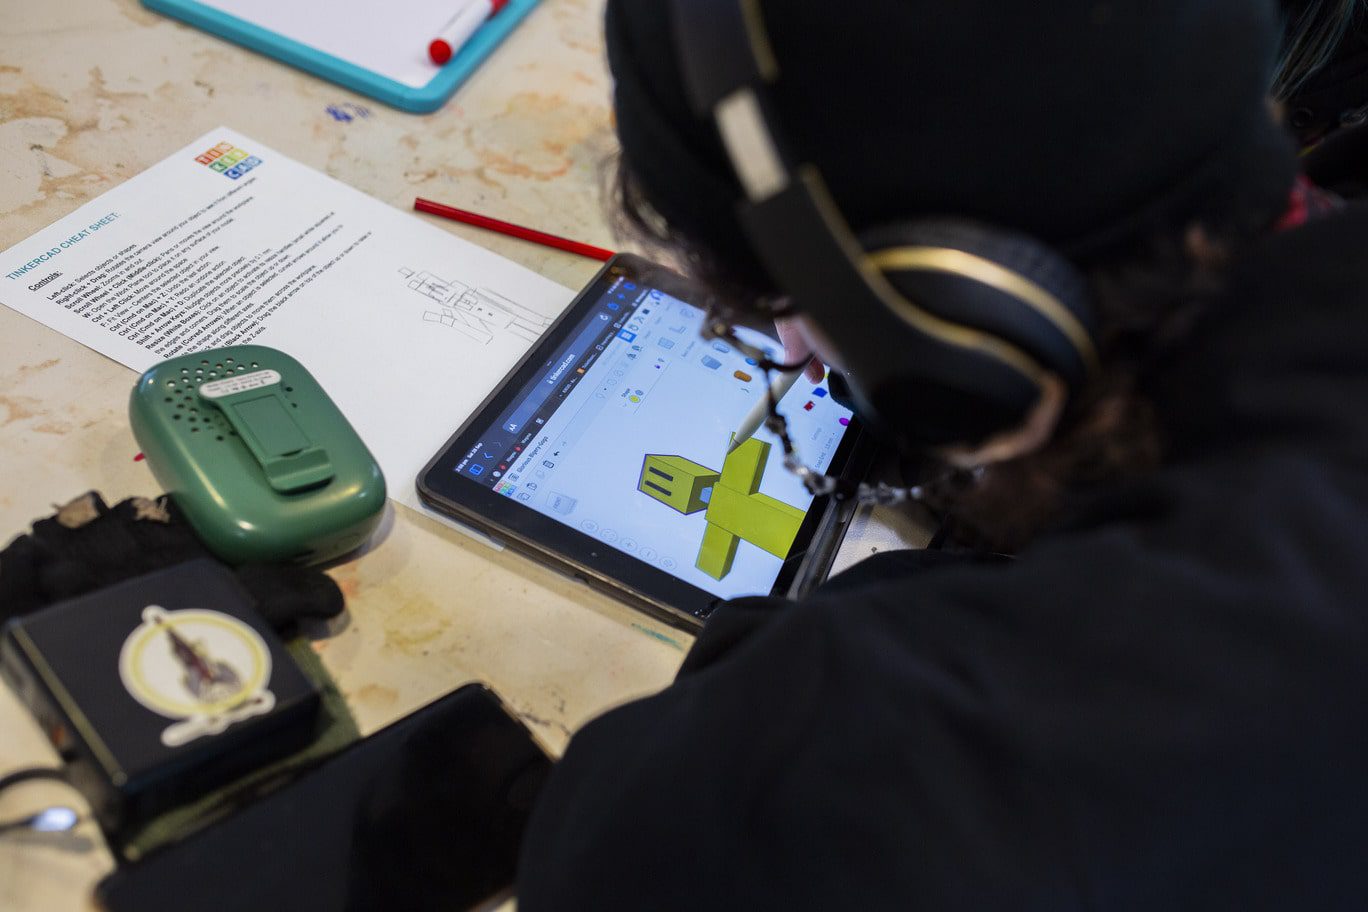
{"left": 413, "top": 198, "right": 615, "bottom": 262}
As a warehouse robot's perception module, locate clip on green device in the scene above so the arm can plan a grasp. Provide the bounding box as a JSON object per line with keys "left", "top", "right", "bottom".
{"left": 130, "top": 345, "right": 386, "bottom": 565}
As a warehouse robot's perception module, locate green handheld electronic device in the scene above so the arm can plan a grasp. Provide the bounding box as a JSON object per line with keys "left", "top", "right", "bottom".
{"left": 129, "top": 345, "right": 386, "bottom": 564}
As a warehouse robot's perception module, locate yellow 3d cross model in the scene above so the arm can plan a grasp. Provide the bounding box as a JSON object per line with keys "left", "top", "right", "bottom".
{"left": 637, "top": 437, "right": 805, "bottom": 580}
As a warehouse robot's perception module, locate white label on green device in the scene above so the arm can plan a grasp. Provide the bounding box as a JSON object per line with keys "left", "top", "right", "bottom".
{"left": 199, "top": 369, "right": 283, "bottom": 399}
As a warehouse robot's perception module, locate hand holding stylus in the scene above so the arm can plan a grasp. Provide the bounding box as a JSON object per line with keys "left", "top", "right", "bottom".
{"left": 775, "top": 316, "right": 827, "bottom": 384}
{"left": 728, "top": 318, "right": 826, "bottom": 453}
{"left": 728, "top": 367, "right": 806, "bottom": 454}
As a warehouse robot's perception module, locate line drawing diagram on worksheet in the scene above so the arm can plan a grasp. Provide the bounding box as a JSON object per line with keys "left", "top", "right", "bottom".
{"left": 399, "top": 266, "right": 555, "bottom": 345}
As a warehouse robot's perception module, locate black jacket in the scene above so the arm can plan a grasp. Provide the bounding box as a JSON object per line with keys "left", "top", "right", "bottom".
{"left": 517, "top": 205, "right": 1368, "bottom": 910}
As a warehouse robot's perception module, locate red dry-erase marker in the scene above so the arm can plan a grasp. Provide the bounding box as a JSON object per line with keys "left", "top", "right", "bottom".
{"left": 429, "top": 0, "right": 509, "bottom": 65}
{"left": 414, "top": 198, "right": 615, "bottom": 261}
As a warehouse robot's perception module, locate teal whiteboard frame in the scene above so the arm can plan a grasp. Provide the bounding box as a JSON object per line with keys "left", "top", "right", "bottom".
{"left": 141, "top": 0, "right": 541, "bottom": 114}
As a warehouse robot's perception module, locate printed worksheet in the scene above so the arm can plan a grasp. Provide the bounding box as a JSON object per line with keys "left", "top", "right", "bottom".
{"left": 0, "top": 127, "right": 573, "bottom": 530}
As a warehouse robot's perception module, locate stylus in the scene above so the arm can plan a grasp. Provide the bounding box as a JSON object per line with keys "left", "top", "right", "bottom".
{"left": 728, "top": 367, "right": 805, "bottom": 454}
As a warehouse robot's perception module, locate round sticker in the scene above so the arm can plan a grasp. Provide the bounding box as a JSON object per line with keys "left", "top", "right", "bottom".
{"left": 118, "top": 605, "right": 276, "bottom": 748}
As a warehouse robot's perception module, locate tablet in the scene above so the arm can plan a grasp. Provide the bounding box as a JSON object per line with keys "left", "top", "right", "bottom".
{"left": 418, "top": 255, "right": 873, "bottom": 630}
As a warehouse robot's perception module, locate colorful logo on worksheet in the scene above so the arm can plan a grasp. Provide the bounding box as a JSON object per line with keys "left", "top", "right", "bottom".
{"left": 193, "top": 141, "right": 263, "bottom": 180}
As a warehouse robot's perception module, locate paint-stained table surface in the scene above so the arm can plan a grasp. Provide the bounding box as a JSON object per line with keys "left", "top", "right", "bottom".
{"left": 0, "top": 2, "right": 934, "bottom": 907}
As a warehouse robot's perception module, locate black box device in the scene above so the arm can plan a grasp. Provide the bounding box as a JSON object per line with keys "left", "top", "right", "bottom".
{"left": 0, "top": 560, "right": 320, "bottom": 832}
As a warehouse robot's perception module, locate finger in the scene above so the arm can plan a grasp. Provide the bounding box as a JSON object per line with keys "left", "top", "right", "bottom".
{"left": 777, "top": 314, "right": 815, "bottom": 366}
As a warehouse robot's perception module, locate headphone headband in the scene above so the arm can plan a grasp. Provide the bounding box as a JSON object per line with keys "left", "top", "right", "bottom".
{"left": 674, "top": 0, "right": 777, "bottom": 112}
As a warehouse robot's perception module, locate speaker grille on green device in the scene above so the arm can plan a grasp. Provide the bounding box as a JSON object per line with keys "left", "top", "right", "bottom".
{"left": 160, "top": 354, "right": 298, "bottom": 445}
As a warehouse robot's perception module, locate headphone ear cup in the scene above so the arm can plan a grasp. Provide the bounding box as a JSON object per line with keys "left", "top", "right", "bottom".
{"left": 811, "top": 219, "right": 1099, "bottom": 450}
{"left": 861, "top": 219, "right": 1098, "bottom": 391}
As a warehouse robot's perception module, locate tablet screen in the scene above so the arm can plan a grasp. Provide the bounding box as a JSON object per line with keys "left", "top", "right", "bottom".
{"left": 446, "top": 271, "right": 854, "bottom": 601}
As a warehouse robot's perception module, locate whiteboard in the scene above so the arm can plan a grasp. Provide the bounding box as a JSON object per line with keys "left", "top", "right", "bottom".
{"left": 197, "top": 0, "right": 466, "bottom": 88}
{"left": 143, "top": 0, "right": 540, "bottom": 112}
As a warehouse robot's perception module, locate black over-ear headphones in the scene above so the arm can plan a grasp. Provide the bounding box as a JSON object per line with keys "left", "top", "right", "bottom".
{"left": 667, "top": 0, "right": 1101, "bottom": 449}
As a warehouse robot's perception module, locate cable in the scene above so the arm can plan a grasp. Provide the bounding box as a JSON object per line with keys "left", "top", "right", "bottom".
{"left": 701, "top": 305, "right": 933, "bottom": 505}
{"left": 0, "top": 766, "right": 70, "bottom": 795}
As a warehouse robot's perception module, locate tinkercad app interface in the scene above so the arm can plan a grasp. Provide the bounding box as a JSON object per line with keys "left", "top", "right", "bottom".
{"left": 455, "top": 277, "right": 853, "bottom": 600}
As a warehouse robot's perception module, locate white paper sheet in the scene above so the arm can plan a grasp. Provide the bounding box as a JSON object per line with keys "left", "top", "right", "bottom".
{"left": 0, "top": 127, "right": 575, "bottom": 544}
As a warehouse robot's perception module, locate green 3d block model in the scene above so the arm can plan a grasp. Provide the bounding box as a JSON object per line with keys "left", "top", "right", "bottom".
{"left": 636, "top": 437, "right": 806, "bottom": 581}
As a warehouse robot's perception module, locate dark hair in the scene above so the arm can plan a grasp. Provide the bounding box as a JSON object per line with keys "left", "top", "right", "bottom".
{"left": 1275, "top": 0, "right": 1365, "bottom": 99}
{"left": 609, "top": 157, "right": 1277, "bottom": 551}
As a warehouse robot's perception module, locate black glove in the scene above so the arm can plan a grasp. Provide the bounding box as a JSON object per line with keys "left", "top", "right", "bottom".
{"left": 0, "top": 492, "right": 343, "bottom": 633}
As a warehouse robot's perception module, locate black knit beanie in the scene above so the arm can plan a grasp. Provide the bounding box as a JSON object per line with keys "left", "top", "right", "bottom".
{"left": 607, "top": 0, "right": 1299, "bottom": 287}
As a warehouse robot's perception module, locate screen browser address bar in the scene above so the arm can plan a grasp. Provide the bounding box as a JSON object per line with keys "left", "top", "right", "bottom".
{"left": 501, "top": 309, "right": 615, "bottom": 434}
